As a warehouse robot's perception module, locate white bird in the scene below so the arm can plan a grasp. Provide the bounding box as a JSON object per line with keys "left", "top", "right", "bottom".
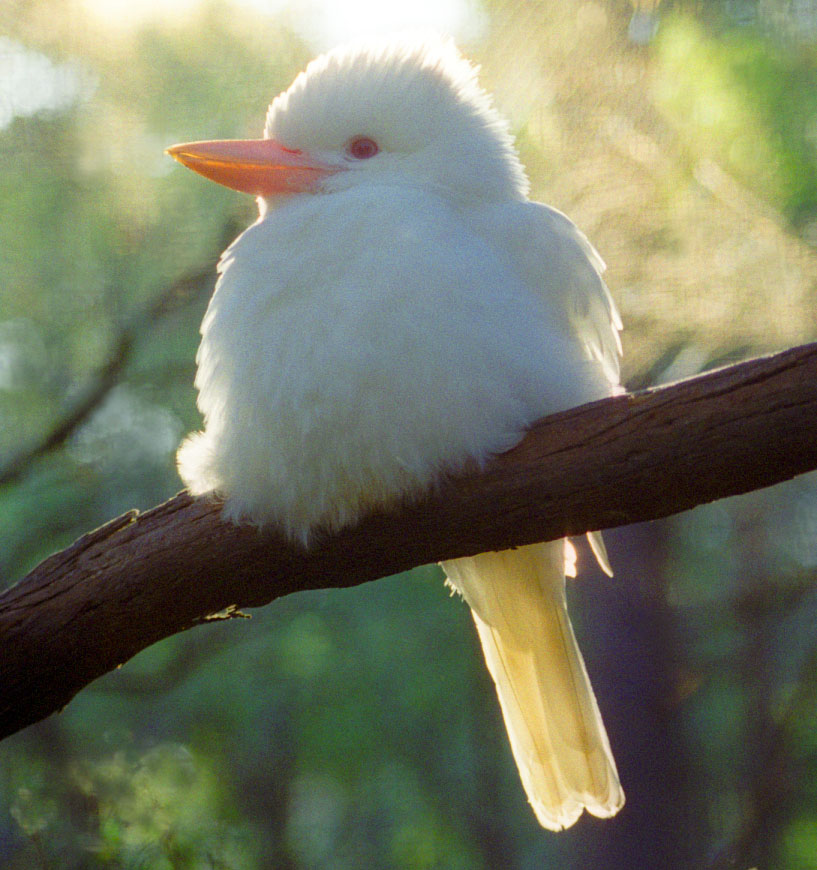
{"left": 168, "top": 35, "right": 625, "bottom": 830}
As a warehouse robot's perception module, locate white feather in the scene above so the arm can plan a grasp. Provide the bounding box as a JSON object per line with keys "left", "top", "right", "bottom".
{"left": 177, "top": 34, "right": 624, "bottom": 827}
{"left": 178, "top": 184, "right": 612, "bottom": 539}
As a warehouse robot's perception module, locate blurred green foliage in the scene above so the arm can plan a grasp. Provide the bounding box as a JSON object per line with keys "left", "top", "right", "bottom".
{"left": 3, "top": 0, "right": 817, "bottom": 867}
{"left": 655, "top": 14, "right": 817, "bottom": 226}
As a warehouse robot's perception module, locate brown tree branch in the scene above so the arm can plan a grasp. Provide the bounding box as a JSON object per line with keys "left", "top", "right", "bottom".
{"left": 2, "top": 341, "right": 817, "bottom": 741}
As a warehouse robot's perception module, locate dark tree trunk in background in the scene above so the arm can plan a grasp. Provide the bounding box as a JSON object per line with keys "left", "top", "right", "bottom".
{"left": 733, "top": 501, "right": 790, "bottom": 868}
{"left": 563, "top": 521, "right": 710, "bottom": 869}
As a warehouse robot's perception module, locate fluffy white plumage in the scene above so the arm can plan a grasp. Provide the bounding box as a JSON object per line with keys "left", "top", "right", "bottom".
{"left": 175, "top": 34, "right": 624, "bottom": 830}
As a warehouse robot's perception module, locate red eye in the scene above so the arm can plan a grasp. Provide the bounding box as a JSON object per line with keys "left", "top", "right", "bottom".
{"left": 347, "top": 136, "right": 379, "bottom": 159}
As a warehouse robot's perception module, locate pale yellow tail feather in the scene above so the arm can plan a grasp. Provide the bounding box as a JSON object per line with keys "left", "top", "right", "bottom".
{"left": 442, "top": 541, "right": 624, "bottom": 830}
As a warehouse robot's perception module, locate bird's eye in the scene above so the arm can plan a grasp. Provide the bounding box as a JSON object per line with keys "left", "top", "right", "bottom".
{"left": 347, "top": 136, "right": 379, "bottom": 160}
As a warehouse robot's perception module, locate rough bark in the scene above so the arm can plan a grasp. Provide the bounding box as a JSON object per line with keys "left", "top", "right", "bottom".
{"left": 2, "top": 341, "right": 817, "bottom": 741}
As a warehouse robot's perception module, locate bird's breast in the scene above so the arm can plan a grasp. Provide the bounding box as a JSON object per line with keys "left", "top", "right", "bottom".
{"left": 186, "top": 188, "right": 593, "bottom": 538}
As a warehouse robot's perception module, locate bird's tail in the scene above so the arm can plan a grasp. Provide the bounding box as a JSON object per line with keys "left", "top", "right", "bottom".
{"left": 442, "top": 541, "right": 624, "bottom": 830}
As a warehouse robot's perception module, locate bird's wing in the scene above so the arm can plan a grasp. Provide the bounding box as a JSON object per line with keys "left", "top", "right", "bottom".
{"left": 475, "top": 200, "right": 622, "bottom": 391}
{"left": 472, "top": 200, "right": 622, "bottom": 574}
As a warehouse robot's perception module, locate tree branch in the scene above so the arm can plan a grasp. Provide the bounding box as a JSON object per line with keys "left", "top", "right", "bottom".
{"left": 0, "top": 220, "right": 242, "bottom": 490}
{"left": 2, "top": 341, "right": 817, "bottom": 741}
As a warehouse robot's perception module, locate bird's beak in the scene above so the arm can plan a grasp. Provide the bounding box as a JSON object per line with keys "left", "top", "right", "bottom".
{"left": 165, "top": 138, "right": 340, "bottom": 197}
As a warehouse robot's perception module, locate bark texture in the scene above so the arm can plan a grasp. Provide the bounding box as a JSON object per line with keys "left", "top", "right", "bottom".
{"left": 2, "top": 341, "right": 817, "bottom": 740}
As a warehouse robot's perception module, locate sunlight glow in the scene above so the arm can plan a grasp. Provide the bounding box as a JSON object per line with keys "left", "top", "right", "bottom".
{"left": 81, "top": 0, "right": 200, "bottom": 29}
{"left": 80, "top": 0, "right": 484, "bottom": 45}
{"left": 243, "top": 0, "right": 485, "bottom": 47}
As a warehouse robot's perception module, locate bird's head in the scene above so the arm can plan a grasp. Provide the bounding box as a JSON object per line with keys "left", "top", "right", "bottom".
{"left": 167, "top": 35, "right": 528, "bottom": 209}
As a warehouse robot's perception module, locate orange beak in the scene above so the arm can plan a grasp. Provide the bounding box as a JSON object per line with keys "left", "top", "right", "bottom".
{"left": 165, "top": 138, "right": 340, "bottom": 196}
